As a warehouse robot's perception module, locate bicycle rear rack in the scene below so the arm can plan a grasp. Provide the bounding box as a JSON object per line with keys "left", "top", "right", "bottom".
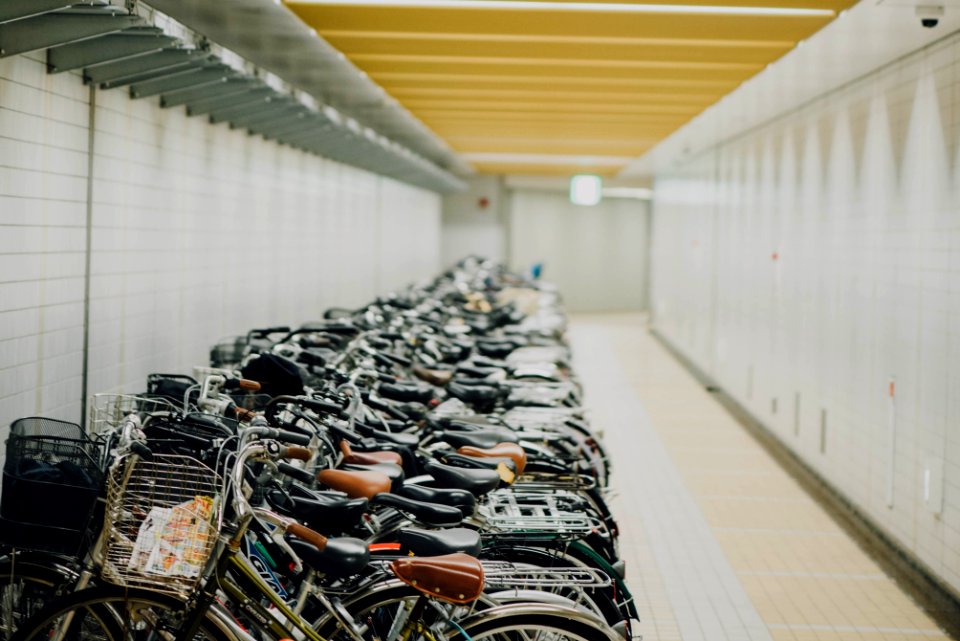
{"left": 477, "top": 491, "right": 596, "bottom": 539}
{"left": 482, "top": 562, "right": 611, "bottom": 589}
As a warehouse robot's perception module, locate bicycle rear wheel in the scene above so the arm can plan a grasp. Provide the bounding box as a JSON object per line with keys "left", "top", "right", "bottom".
{"left": 9, "top": 585, "right": 232, "bottom": 641}
{"left": 448, "top": 605, "right": 622, "bottom": 641}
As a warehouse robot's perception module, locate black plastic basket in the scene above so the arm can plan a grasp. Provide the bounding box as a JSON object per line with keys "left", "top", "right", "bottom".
{"left": 210, "top": 337, "right": 249, "bottom": 368}
{"left": 0, "top": 417, "right": 105, "bottom": 554}
{"left": 146, "top": 373, "right": 198, "bottom": 405}
{"left": 230, "top": 392, "right": 272, "bottom": 411}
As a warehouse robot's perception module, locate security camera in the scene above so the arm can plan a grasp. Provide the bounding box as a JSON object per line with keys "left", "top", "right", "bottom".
{"left": 916, "top": 4, "right": 944, "bottom": 28}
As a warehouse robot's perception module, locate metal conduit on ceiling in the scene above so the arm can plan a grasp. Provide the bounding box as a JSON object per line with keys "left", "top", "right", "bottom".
{"left": 0, "top": 0, "right": 465, "bottom": 193}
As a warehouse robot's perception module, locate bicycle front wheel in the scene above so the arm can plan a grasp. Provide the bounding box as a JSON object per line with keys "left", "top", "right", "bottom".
{"left": 0, "top": 551, "right": 80, "bottom": 641}
{"left": 9, "top": 585, "right": 233, "bottom": 641}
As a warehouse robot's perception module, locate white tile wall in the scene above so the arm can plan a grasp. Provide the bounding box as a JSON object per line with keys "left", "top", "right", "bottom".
{"left": 0, "top": 53, "right": 88, "bottom": 427}
{"left": 508, "top": 189, "right": 649, "bottom": 312}
{"left": 0, "top": 52, "right": 441, "bottom": 431}
{"left": 650, "top": 33, "right": 960, "bottom": 594}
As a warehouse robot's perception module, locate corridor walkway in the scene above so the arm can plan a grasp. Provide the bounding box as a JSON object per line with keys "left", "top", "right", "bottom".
{"left": 569, "top": 315, "right": 952, "bottom": 641}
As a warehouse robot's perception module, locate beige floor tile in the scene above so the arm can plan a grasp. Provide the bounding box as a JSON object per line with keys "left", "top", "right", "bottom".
{"left": 572, "top": 315, "right": 954, "bottom": 641}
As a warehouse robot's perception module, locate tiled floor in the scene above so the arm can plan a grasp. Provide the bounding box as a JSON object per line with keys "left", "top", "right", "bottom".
{"left": 570, "top": 314, "right": 953, "bottom": 641}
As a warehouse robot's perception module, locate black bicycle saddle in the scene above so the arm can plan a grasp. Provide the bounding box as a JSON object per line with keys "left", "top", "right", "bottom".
{"left": 396, "top": 483, "right": 476, "bottom": 517}
{"left": 288, "top": 537, "right": 369, "bottom": 578}
{"left": 398, "top": 527, "right": 482, "bottom": 558}
{"left": 267, "top": 485, "right": 368, "bottom": 533}
{"left": 423, "top": 459, "right": 501, "bottom": 496}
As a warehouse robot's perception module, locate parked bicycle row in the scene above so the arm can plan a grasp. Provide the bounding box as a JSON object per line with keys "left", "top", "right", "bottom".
{"left": 0, "top": 256, "right": 639, "bottom": 641}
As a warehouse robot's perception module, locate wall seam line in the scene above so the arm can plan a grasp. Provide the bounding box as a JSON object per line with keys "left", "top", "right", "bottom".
{"left": 79, "top": 83, "right": 95, "bottom": 430}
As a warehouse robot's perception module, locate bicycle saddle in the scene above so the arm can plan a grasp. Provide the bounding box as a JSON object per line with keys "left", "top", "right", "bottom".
{"left": 391, "top": 553, "right": 485, "bottom": 605}
{"left": 355, "top": 421, "right": 420, "bottom": 447}
{"left": 413, "top": 366, "right": 454, "bottom": 387}
{"left": 475, "top": 341, "right": 517, "bottom": 359}
{"left": 439, "top": 429, "right": 518, "bottom": 449}
{"left": 396, "top": 483, "right": 476, "bottom": 516}
{"left": 456, "top": 365, "right": 504, "bottom": 379}
{"left": 398, "top": 527, "right": 482, "bottom": 558}
{"left": 341, "top": 462, "right": 404, "bottom": 491}
{"left": 369, "top": 493, "right": 463, "bottom": 527}
{"left": 423, "top": 460, "right": 500, "bottom": 496}
{"left": 266, "top": 486, "right": 368, "bottom": 533}
{"left": 318, "top": 469, "right": 392, "bottom": 499}
{"left": 340, "top": 440, "right": 403, "bottom": 467}
{"left": 288, "top": 536, "right": 369, "bottom": 579}
{"left": 378, "top": 381, "right": 435, "bottom": 404}
{"left": 458, "top": 442, "right": 527, "bottom": 475}
{"left": 445, "top": 417, "right": 517, "bottom": 433}
{"left": 441, "top": 453, "right": 517, "bottom": 475}
{"left": 446, "top": 382, "right": 501, "bottom": 405}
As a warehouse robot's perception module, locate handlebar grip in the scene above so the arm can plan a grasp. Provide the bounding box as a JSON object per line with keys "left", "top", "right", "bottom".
{"left": 280, "top": 446, "right": 313, "bottom": 462}
{"left": 234, "top": 407, "right": 258, "bottom": 422}
{"left": 272, "top": 429, "right": 312, "bottom": 447}
{"left": 287, "top": 522, "right": 327, "bottom": 551}
{"left": 251, "top": 326, "right": 291, "bottom": 337}
{"left": 277, "top": 462, "right": 316, "bottom": 485}
{"left": 299, "top": 398, "right": 346, "bottom": 417}
{"left": 237, "top": 379, "right": 262, "bottom": 392}
{"left": 130, "top": 441, "right": 153, "bottom": 460}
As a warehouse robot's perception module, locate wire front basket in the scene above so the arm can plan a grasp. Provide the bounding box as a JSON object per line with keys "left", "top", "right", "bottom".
{"left": 90, "top": 394, "right": 181, "bottom": 438}
{"left": 101, "top": 454, "right": 221, "bottom": 597}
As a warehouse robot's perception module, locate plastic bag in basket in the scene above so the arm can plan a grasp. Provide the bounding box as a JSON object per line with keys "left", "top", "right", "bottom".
{"left": 127, "top": 495, "right": 216, "bottom": 579}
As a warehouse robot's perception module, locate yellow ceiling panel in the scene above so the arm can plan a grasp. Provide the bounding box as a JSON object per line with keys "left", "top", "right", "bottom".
{"left": 371, "top": 73, "right": 739, "bottom": 90}
{"left": 285, "top": 0, "right": 856, "bottom": 176}
{"left": 323, "top": 34, "right": 792, "bottom": 65}
{"left": 419, "top": 0, "right": 850, "bottom": 8}
{"left": 387, "top": 87, "right": 723, "bottom": 104}
{"left": 354, "top": 58, "right": 758, "bottom": 81}
{"left": 444, "top": 138, "right": 660, "bottom": 155}
{"left": 471, "top": 163, "right": 627, "bottom": 177}
{"left": 288, "top": 5, "right": 832, "bottom": 41}
{"left": 405, "top": 100, "right": 707, "bottom": 115}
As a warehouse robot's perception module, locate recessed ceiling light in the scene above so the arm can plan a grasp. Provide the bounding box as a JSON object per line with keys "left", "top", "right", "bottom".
{"left": 293, "top": 0, "right": 834, "bottom": 17}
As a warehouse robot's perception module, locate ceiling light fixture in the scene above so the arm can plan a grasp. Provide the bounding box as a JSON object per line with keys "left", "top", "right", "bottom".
{"left": 295, "top": 0, "right": 835, "bottom": 17}
{"left": 570, "top": 175, "right": 603, "bottom": 206}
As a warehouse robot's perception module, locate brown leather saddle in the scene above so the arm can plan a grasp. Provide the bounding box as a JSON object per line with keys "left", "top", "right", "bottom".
{"left": 457, "top": 442, "right": 527, "bottom": 475}
{"left": 317, "top": 469, "right": 392, "bottom": 499}
{"left": 391, "top": 552, "right": 485, "bottom": 604}
{"left": 413, "top": 365, "right": 454, "bottom": 387}
{"left": 340, "top": 440, "right": 403, "bottom": 467}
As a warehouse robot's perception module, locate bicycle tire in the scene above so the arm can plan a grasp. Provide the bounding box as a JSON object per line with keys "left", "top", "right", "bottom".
{"left": 312, "top": 581, "right": 496, "bottom": 641}
{"left": 449, "top": 606, "right": 620, "bottom": 641}
{"left": 9, "top": 585, "right": 233, "bottom": 641}
{"left": 0, "top": 551, "right": 81, "bottom": 641}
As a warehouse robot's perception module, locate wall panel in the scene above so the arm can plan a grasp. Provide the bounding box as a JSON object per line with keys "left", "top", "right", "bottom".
{"left": 0, "top": 52, "right": 441, "bottom": 431}
{"left": 651, "top": 35, "right": 960, "bottom": 593}
{"left": 509, "top": 189, "right": 649, "bottom": 312}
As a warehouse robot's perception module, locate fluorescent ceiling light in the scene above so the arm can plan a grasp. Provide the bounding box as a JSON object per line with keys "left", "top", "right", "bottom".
{"left": 570, "top": 174, "right": 603, "bottom": 206}
{"left": 296, "top": 0, "right": 834, "bottom": 18}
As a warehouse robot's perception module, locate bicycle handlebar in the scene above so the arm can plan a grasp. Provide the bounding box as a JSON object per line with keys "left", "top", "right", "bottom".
{"left": 286, "top": 522, "right": 327, "bottom": 551}
{"left": 276, "top": 462, "right": 315, "bottom": 485}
